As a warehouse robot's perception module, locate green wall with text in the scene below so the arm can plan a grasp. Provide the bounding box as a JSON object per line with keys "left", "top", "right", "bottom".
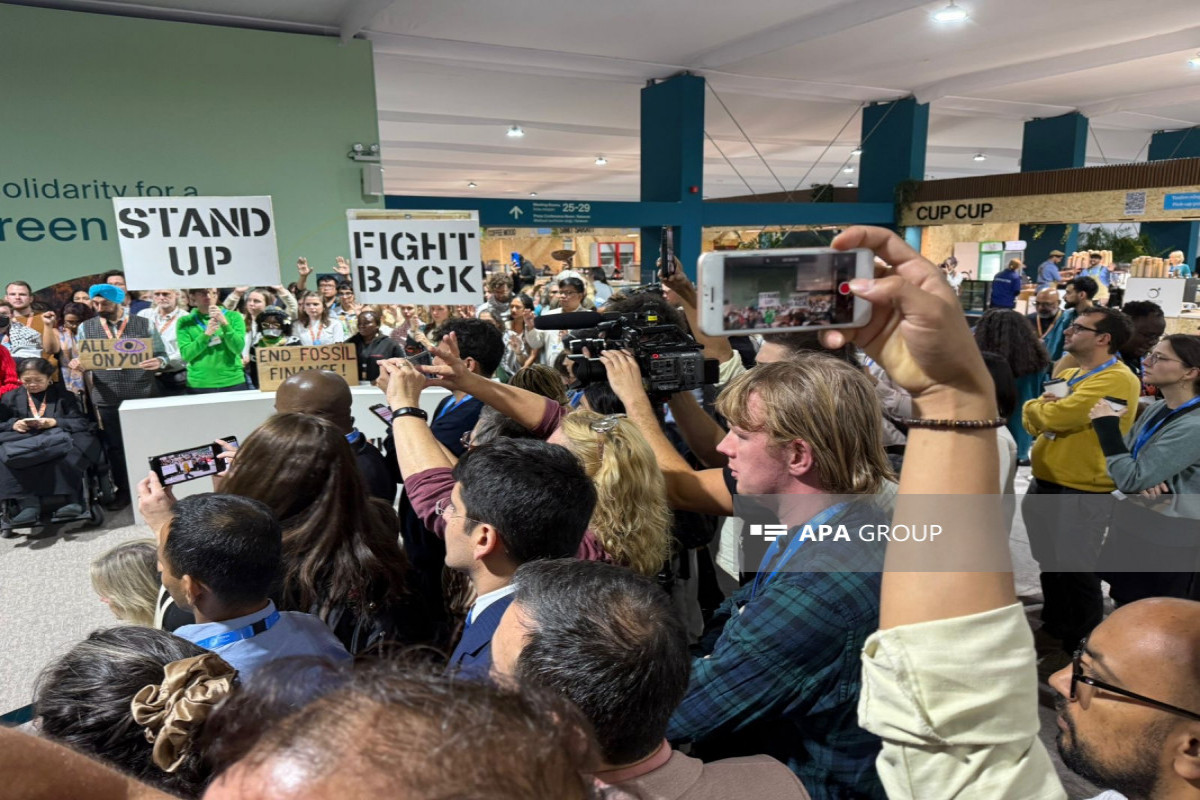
{"left": 0, "top": 4, "right": 382, "bottom": 290}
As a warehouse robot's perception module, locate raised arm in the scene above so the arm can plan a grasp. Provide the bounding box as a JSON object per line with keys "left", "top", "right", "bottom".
{"left": 419, "top": 332, "right": 553, "bottom": 431}
{"left": 600, "top": 349, "right": 734, "bottom": 516}
{"left": 41, "top": 312, "right": 61, "bottom": 355}
{"left": 661, "top": 266, "right": 734, "bottom": 365}
{"left": 377, "top": 358, "right": 456, "bottom": 478}
{"left": 666, "top": 391, "right": 728, "bottom": 468}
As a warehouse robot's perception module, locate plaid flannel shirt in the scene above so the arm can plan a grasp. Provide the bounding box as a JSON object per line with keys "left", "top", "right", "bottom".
{"left": 667, "top": 501, "right": 885, "bottom": 800}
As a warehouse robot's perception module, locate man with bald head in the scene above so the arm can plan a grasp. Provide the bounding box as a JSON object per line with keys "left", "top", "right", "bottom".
{"left": 274, "top": 370, "right": 395, "bottom": 504}
{"left": 1050, "top": 597, "right": 1200, "bottom": 800}
{"left": 1028, "top": 287, "right": 1067, "bottom": 361}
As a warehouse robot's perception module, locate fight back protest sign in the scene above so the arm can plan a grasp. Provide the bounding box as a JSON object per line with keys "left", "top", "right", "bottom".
{"left": 112, "top": 196, "right": 280, "bottom": 290}
{"left": 256, "top": 344, "right": 357, "bottom": 392}
{"left": 77, "top": 337, "right": 153, "bottom": 370}
{"left": 346, "top": 210, "right": 482, "bottom": 304}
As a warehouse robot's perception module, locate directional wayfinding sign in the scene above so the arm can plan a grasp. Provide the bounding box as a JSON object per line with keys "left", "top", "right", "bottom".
{"left": 505, "top": 200, "right": 596, "bottom": 226}
{"left": 346, "top": 209, "right": 483, "bottom": 305}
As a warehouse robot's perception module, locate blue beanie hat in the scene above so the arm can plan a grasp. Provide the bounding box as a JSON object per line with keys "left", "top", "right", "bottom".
{"left": 89, "top": 283, "right": 126, "bottom": 304}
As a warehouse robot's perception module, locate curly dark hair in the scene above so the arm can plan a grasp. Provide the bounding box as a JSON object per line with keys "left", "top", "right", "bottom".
{"left": 973, "top": 309, "right": 1051, "bottom": 377}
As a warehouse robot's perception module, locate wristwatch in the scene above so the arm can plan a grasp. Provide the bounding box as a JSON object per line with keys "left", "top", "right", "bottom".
{"left": 390, "top": 406, "right": 428, "bottom": 421}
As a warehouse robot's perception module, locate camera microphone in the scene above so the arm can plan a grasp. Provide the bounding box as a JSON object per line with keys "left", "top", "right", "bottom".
{"left": 533, "top": 311, "right": 619, "bottom": 330}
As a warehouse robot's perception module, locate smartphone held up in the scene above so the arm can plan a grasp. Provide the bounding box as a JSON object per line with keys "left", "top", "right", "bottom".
{"left": 149, "top": 436, "right": 238, "bottom": 487}
{"left": 697, "top": 247, "right": 874, "bottom": 336}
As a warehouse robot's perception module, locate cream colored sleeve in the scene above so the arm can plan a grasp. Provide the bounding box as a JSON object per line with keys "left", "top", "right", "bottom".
{"left": 715, "top": 351, "right": 746, "bottom": 390}
{"left": 858, "top": 603, "right": 1067, "bottom": 800}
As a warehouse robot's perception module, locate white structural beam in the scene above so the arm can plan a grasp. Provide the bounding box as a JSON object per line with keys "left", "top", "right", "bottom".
{"left": 338, "top": 0, "right": 398, "bottom": 43}
{"left": 915, "top": 26, "right": 1200, "bottom": 104}
{"left": 1080, "top": 85, "right": 1200, "bottom": 119}
{"left": 686, "top": 0, "right": 932, "bottom": 69}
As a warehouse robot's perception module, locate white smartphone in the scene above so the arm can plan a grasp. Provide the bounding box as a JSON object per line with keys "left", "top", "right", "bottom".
{"left": 698, "top": 248, "right": 874, "bottom": 336}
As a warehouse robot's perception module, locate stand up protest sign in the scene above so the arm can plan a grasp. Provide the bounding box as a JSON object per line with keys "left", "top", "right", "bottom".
{"left": 346, "top": 210, "right": 482, "bottom": 305}
{"left": 112, "top": 196, "right": 281, "bottom": 290}
{"left": 77, "top": 337, "right": 154, "bottom": 370}
{"left": 256, "top": 344, "right": 358, "bottom": 392}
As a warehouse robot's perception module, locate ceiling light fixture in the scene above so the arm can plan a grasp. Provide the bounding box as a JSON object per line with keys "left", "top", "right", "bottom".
{"left": 595, "top": 155, "right": 608, "bottom": 166}
{"left": 530, "top": 191, "right": 538, "bottom": 197}
{"left": 467, "top": 181, "right": 477, "bottom": 188}
{"left": 846, "top": 181, "right": 856, "bottom": 187}
{"left": 973, "top": 153, "right": 987, "bottom": 161}
{"left": 507, "top": 125, "right": 525, "bottom": 138}
{"left": 1190, "top": 52, "right": 1200, "bottom": 68}
{"left": 851, "top": 146, "right": 862, "bottom": 156}
{"left": 933, "top": 1, "right": 968, "bottom": 22}
{"left": 842, "top": 166, "right": 855, "bottom": 173}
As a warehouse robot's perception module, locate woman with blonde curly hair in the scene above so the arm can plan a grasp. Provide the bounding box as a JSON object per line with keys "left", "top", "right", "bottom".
{"left": 557, "top": 410, "right": 672, "bottom": 577}
{"left": 90, "top": 539, "right": 160, "bottom": 626}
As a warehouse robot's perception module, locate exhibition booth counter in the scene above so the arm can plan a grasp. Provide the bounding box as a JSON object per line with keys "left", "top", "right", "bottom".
{"left": 121, "top": 384, "right": 449, "bottom": 524}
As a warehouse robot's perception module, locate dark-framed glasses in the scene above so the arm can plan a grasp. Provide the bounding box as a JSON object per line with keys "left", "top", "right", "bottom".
{"left": 1071, "top": 649, "right": 1200, "bottom": 721}
{"left": 1065, "top": 323, "right": 1099, "bottom": 334}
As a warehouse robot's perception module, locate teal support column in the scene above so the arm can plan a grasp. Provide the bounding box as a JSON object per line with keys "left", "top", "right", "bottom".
{"left": 640, "top": 74, "right": 705, "bottom": 281}
{"left": 904, "top": 226, "right": 922, "bottom": 252}
{"left": 1144, "top": 127, "right": 1200, "bottom": 271}
{"left": 1019, "top": 113, "right": 1089, "bottom": 279}
{"left": 858, "top": 98, "right": 929, "bottom": 210}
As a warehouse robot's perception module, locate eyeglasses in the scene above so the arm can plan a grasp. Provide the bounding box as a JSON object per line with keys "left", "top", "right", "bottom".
{"left": 1144, "top": 352, "right": 1184, "bottom": 366}
{"left": 1065, "top": 323, "right": 1099, "bottom": 334}
{"left": 434, "top": 497, "right": 482, "bottom": 526}
{"left": 559, "top": 290, "right": 581, "bottom": 297}
{"left": 1071, "top": 648, "right": 1200, "bottom": 721}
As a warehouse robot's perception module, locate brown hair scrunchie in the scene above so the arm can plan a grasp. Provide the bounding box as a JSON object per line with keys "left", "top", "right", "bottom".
{"left": 130, "top": 652, "right": 236, "bottom": 772}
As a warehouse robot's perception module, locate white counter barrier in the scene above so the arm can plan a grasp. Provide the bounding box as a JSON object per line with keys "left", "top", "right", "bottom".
{"left": 120, "top": 384, "right": 449, "bottom": 524}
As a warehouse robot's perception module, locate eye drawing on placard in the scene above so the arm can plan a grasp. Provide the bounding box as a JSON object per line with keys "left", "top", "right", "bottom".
{"left": 114, "top": 339, "right": 148, "bottom": 354}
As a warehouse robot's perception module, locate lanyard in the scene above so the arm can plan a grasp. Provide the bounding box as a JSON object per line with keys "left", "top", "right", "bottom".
{"left": 98, "top": 315, "right": 129, "bottom": 340}
{"left": 153, "top": 311, "right": 179, "bottom": 335}
{"left": 750, "top": 503, "right": 848, "bottom": 599}
{"left": 308, "top": 322, "right": 323, "bottom": 344}
{"left": 1131, "top": 397, "right": 1200, "bottom": 460}
{"left": 193, "top": 610, "right": 280, "bottom": 650}
{"left": 1067, "top": 357, "right": 1117, "bottom": 388}
{"left": 1036, "top": 312, "right": 1061, "bottom": 339}
{"left": 26, "top": 391, "right": 46, "bottom": 419}
{"left": 436, "top": 394, "right": 474, "bottom": 420}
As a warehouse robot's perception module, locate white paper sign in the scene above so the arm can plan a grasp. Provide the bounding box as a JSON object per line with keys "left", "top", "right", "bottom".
{"left": 112, "top": 196, "right": 280, "bottom": 290}
{"left": 347, "top": 210, "right": 482, "bottom": 304}
{"left": 1124, "top": 277, "right": 1185, "bottom": 317}
{"left": 758, "top": 291, "right": 780, "bottom": 309}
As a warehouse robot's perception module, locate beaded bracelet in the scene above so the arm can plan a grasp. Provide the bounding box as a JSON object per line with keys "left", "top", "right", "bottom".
{"left": 896, "top": 417, "right": 1007, "bottom": 430}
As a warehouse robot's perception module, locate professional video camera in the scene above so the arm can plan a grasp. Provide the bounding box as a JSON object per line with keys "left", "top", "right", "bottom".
{"left": 534, "top": 309, "right": 719, "bottom": 396}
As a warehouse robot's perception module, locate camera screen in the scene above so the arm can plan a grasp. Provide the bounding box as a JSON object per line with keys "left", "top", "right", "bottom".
{"left": 722, "top": 251, "right": 858, "bottom": 330}
{"left": 152, "top": 444, "right": 220, "bottom": 487}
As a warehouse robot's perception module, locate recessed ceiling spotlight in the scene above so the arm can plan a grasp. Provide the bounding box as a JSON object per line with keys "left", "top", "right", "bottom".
{"left": 850, "top": 146, "right": 862, "bottom": 156}
{"left": 846, "top": 181, "right": 856, "bottom": 187}
{"left": 530, "top": 191, "right": 538, "bottom": 197}
{"left": 933, "top": 1, "right": 968, "bottom": 22}
{"left": 842, "top": 166, "right": 855, "bottom": 173}
{"left": 1190, "top": 52, "right": 1200, "bottom": 68}
{"left": 467, "top": 181, "right": 477, "bottom": 188}
{"left": 507, "top": 125, "right": 525, "bottom": 138}
{"left": 595, "top": 155, "right": 608, "bottom": 166}
{"left": 973, "top": 153, "right": 987, "bottom": 161}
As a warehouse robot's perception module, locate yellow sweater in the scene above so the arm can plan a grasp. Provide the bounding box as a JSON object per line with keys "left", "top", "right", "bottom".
{"left": 1022, "top": 361, "right": 1140, "bottom": 492}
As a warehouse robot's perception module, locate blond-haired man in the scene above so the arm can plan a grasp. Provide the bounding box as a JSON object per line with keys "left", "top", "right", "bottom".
{"left": 603, "top": 353, "right": 891, "bottom": 800}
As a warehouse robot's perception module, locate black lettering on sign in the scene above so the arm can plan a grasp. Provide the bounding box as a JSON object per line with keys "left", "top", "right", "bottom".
{"left": 388, "top": 267, "right": 414, "bottom": 292}
{"left": 117, "top": 207, "right": 151, "bottom": 238}
{"left": 418, "top": 266, "right": 445, "bottom": 293}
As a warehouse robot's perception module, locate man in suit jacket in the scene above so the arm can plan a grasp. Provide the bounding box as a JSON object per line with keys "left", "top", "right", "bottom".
{"left": 378, "top": 348, "right": 598, "bottom": 679}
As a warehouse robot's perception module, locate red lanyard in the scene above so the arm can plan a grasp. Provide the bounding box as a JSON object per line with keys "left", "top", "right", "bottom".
{"left": 27, "top": 392, "right": 46, "bottom": 419}
{"left": 308, "top": 322, "right": 323, "bottom": 344}
{"left": 98, "top": 316, "right": 129, "bottom": 339}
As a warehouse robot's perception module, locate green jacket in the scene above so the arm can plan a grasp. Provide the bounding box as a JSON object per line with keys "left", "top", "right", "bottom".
{"left": 177, "top": 308, "right": 246, "bottom": 389}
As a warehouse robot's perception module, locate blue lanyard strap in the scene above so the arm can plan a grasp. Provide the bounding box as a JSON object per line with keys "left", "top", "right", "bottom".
{"left": 1131, "top": 397, "right": 1200, "bottom": 460}
{"left": 436, "top": 394, "right": 474, "bottom": 420}
{"left": 1067, "top": 357, "right": 1117, "bottom": 388}
{"left": 750, "top": 503, "right": 848, "bottom": 599}
{"left": 194, "top": 611, "right": 280, "bottom": 650}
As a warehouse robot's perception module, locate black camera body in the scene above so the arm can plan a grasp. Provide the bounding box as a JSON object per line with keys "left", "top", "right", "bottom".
{"left": 565, "top": 311, "right": 719, "bottom": 395}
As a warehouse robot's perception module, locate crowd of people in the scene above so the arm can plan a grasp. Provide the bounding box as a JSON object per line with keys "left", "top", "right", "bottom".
{"left": 3, "top": 227, "right": 1200, "bottom": 800}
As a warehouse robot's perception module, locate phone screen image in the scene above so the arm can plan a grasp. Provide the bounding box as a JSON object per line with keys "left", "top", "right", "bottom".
{"left": 150, "top": 436, "right": 237, "bottom": 487}
{"left": 721, "top": 251, "right": 858, "bottom": 330}
{"left": 370, "top": 404, "right": 394, "bottom": 425}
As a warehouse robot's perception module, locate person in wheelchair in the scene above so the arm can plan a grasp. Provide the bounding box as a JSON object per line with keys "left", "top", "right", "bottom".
{"left": 0, "top": 357, "right": 104, "bottom": 525}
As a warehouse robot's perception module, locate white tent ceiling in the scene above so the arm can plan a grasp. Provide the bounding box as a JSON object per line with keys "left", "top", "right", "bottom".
{"left": 16, "top": 0, "right": 1200, "bottom": 200}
